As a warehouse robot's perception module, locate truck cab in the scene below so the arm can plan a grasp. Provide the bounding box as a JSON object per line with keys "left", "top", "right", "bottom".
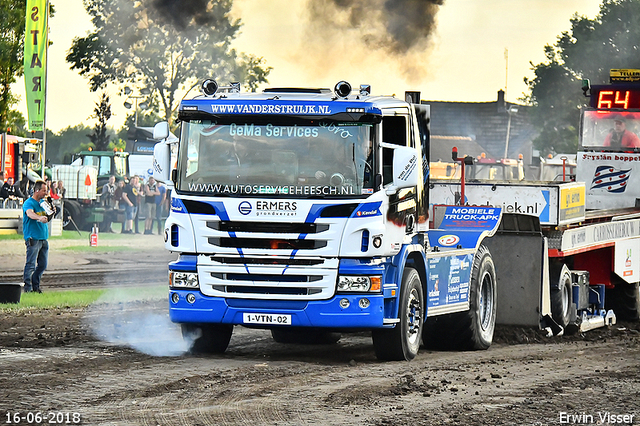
{"left": 72, "top": 150, "right": 130, "bottom": 189}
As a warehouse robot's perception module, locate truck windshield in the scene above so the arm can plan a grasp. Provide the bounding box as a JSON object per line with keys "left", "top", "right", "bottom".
{"left": 581, "top": 110, "right": 640, "bottom": 150}
{"left": 176, "top": 120, "right": 374, "bottom": 197}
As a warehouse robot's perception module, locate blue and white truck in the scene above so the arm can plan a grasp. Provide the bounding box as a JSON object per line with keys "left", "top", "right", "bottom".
{"left": 151, "top": 80, "right": 539, "bottom": 360}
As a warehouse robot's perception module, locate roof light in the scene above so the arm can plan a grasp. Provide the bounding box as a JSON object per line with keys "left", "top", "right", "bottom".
{"left": 359, "top": 84, "right": 371, "bottom": 96}
{"left": 201, "top": 79, "right": 218, "bottom": 96}
{"left": 230, "top": 82, "right": 241, "bottom": 93}
{"left": 334, "top": 81, "right": 351, "bottom": 98}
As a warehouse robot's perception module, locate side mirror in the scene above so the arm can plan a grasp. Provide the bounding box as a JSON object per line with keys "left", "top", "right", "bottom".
{"left": 152, "top": 141, "right": 172, "bottom": 185}
{"left": 153, "top": 121, "right": 170, "bottom": 140}
{"left": 380, "top": 143, "right": 419, "bottom": 191}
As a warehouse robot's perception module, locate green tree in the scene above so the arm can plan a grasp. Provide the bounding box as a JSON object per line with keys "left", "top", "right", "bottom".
{"left": 45, "top": 124, "right": 93, "bottom": 163}
{"left": 0, "top": 0, "right": 26, "bottom": 133}
{"left": 525, "top": 0, "right": 640, "bottom": 156}
{"left": 66, "top": 0, "right": 271, "bottom": 125}
{"left": 87, "top": 92, "right": 112, "bottom": 151}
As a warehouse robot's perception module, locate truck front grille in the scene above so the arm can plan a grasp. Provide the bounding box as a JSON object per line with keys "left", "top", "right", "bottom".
{"left": 209, "top": 237, "right": 327, "bottom": 250}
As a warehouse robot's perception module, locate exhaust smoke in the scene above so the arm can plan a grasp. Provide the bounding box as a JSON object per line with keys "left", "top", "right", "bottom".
{"left": 300, "top": 0, "right": 445, "bottom": 83}
{"left": 85, "top": 285, "right": 195, "bottom": 357}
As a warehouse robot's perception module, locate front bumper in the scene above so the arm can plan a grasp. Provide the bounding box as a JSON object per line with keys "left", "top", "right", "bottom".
{"left": 169, "top": 289, "right": 386, "bottom": 328}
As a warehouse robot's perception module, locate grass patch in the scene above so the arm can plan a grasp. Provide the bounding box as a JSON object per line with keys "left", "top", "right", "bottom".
{"left": 0, "top": 289, "right": 106, "bottom": 311}
{"left": 0, "top": 285, "right": 168, "bottom": 312}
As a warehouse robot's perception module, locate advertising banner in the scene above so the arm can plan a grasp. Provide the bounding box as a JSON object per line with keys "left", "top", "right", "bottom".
{"left": 23, "top": 0, "right": 48, "bottom": 131}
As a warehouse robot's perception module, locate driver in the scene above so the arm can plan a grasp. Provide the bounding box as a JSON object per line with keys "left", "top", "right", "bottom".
{"left": 603, "top": 115, "right": 640, "bottom": 148}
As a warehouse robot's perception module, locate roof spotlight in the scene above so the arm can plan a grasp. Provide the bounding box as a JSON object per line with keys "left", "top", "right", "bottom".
{"left": 334, "top": 81, "right": 352, "bottom": 98}
{"left": 201, "top": 79, "right": 218, "bottom": 96}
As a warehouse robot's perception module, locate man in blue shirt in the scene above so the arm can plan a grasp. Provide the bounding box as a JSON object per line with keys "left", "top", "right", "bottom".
{"left": 23, "top": 180, "right": 50, "bottom": 293}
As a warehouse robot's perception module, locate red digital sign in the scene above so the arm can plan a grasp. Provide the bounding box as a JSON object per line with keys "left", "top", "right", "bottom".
{"left": 591, "top": 85, "right": 640, "bottom": 110}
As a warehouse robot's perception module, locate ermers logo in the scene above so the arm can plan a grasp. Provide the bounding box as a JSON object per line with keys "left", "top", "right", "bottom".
{"left": 438, "top": 234, "right": 460, "bottom": 246}
{"left": 238, "top": 201, "right": 252, "bottom": 215}
{"left": 255, "top": 200, "right": 297, "bottom": 217}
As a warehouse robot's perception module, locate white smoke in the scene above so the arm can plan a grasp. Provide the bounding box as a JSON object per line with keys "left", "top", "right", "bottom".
{"left": 84, "top": 285, "right": 193, "bottom": 357}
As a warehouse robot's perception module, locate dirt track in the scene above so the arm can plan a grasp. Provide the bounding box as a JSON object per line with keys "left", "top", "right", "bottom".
{"left": 1, "top": 236, "right": 639, "bottom": 425}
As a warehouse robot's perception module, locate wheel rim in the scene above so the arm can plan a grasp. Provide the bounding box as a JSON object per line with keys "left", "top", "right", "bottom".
{"left": 406, "top": 287, "right": 422, "bottom": 345}
{"left": 478, "top": 269, "right": 494, "bottom": 331}
{"left": 561, "top": 277, "right": 571, "bottom": 319}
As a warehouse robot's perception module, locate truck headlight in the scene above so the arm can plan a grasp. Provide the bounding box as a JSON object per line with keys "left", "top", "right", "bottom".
{"left": 337, "top": 276, "right": 381, "bottom": 293}
{"left": 170, "top": 271, "right": 199, "bottom": 289}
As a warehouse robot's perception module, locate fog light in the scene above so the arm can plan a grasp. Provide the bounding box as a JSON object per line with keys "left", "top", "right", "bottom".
{"left": 171, "top": 292, "right": 179, "bottom": 304}
{"left": 186, "top": 293, "right": 196, "bottom": 304}
{"left": 339, "top": 298, "right": 350, "bottom": 309}
{"left": 359, "top": 298, "right": 370, "bottom": 309}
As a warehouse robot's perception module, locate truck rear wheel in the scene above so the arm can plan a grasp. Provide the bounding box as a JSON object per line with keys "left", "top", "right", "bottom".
{"left": 550, "top": 264, "right": 573, "bottom": 327}
{"left": 607, "top": 280, "right": 640, "bottom": 321}
{"left": 422, "top": 245, "right": 496, "bottom": 350}
{"left": 181, "top": 324, "right": 233, "bottom": 354}
{"left": 372, "top": 267, "right": 423, "bottom": 361}
{"left": 270, "top": 328, "right": 341, "bottom": 344}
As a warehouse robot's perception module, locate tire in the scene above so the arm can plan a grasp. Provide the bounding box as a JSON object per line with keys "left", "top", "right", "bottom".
{"left": 550, "top": 263, "right": 573, "bottom": 327}
{"left": 270, "top": 328, "right": 341, "bottom": 344}
{"left": 607, "top": 280, "right": 640, "bottom": 322}
{"left": 181, "top": 324, "right": 233, "bottom": 354}
{"left": 372, "top": 267, "right": 424, "bottom": 361}
{"left": 63, "top": 200, "right": 85, "bottom": 231}
{"left": 422, "top": 245, "right": 497, "bottom": 351}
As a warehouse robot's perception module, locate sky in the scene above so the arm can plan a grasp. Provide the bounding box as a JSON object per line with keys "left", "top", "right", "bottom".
{"left": 12, "top": 0, "right": 604, "bottom": 134}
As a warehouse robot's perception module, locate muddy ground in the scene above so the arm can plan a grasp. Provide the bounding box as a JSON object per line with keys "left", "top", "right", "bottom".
{"left": 1, "top": 236, "right": 639, "bottom": 425}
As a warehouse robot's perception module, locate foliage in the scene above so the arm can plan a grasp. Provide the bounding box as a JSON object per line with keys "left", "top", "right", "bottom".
{"left": 0, "top": 0, "right": 26, "bottom": 132}
{"left": 45, "top": 124, "right": 93, "bottom": 163}
{"left": 525, "top": 0, "right": 640, "bottom": 156}
{"left": 87, "top": 92, "right": 113, "bottom": 151}
{"left": 66, "top": 0, "right": 272, "bottom": 125}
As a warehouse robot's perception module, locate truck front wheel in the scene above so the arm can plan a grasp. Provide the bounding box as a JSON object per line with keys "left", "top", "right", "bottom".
{"left": 181, "top": 324, "right": 233, "bottom": 354}
{"left": 372, "top": 267, "right": 424, "bottom": 361}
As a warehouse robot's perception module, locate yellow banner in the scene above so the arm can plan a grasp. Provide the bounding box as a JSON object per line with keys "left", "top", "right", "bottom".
{"left": 23, "top": 0, "right": 48, "bottom": 132}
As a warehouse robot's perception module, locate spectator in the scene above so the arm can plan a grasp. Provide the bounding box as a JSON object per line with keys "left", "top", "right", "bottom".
{"left": 102, "top": 176, "right": 116, "bottom": 208}
{"left": 143, "top": 177, "right": 160, "bottom": 234}
{"left": 1, "top": 177, "right": 26, "bottom": 200}
{"left": 22, "top": 180, "right": 50, "bottom": 293}
{"left": 57, "top": 180, "right": 66, "bottom": 198}
{"left": 114, "top": 179, "right": 124, "bottom": 208}
{"left": 155, "top": 181, "right": 167, "bottom": 235}
{"left": 134, "top": 176, "right": 142, "bottom": 234}
{"left": 101, "top": 175, "right": 117, "bottom": 232}
{"left": 48, "top": 181, "right": 62, "bottom": 219}
{"left": 121, "top": 176, "right": 139, "bottom": 234}
{"left": 49, "top": 181, "right": 60, "bottom": 200}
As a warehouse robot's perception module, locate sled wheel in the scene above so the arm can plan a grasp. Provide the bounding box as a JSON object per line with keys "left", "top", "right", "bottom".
{"left": 550, "top": 264, "right": 573, "bottom": 327}
{"left": 181, "top": 324, "right": 233, "bottom": 354}
{"left": 372, "top": 267, "right": 424, "bottom": 361}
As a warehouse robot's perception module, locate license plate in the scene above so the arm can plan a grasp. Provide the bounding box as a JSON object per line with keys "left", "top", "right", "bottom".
{"left": 243, "top": 313, "right": 292, "bottom": 325}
